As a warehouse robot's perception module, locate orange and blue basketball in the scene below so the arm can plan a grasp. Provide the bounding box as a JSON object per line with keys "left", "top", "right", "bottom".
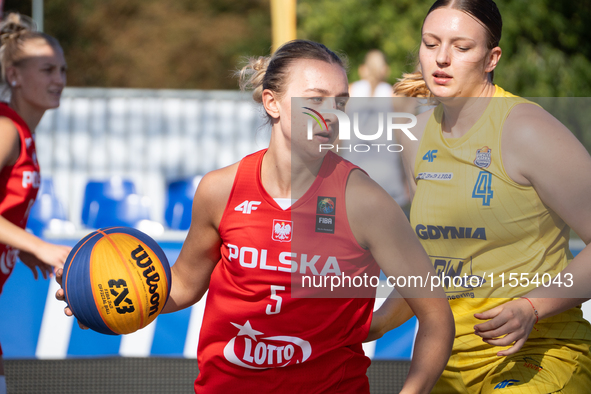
{"left": 63, "top": 227, "right": 172, "bottom": 335}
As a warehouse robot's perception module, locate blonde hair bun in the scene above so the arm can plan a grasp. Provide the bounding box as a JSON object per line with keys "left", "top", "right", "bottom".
{"left": 0, "top": 13, "right": 36, "bottom": 47}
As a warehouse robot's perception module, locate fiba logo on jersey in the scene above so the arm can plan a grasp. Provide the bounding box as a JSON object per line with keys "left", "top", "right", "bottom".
{"left": 316, "top": 197, "right": 336, "bottom": 234}
{"left": 302, "top": 107, "right": 418, "bottom": 153}
{"left": 317, "top": 197, "right": 335, "bottom": 215}
{"left": 474, "top": 146, "right": 492, "bottom": 168}
{"left": 223, "top": 321, "right": 312, "bottom": 369}
{"left": 272, "top": 220, "right": 292, "bottom": 242}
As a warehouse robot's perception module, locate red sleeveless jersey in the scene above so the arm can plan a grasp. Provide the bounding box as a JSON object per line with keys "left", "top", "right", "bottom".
{"left": 195, "top": 150, "right": 380, "bottom": 393}
{"left": 0, "top": 103, "right": 40, "bottom": 294}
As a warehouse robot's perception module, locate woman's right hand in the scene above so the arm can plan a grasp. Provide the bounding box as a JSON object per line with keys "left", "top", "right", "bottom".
{"left": 55, "top": 268, "right": 89, "bottom": 329}
{"left": 35, "top": 241, "right": 71, "bottom": 269}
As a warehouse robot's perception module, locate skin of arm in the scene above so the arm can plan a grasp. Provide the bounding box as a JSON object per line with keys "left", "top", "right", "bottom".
{"left": 366, "top": 107, "right": 436, "bottom": 341}
{"left": 0, "top": 117, "right": 70, "bottom": 276}
{"left": 347, "top": 169, "right": 454, "bottom": 394}
{"left": 473, "top": 103, "right": 591, "bottom": 355}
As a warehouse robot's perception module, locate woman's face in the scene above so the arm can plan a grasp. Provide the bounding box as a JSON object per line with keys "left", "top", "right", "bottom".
{"left": 419, "top": 8, "right": 500, "bottom": 98}
{"left": 11, "top": 38, "right": 67, "bottom": 110}
{"left": 269, "top": 58, "right": 349, "bottom": 158}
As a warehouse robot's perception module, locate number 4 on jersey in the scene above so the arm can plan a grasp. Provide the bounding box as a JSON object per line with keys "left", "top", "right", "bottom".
{"left": 472, "top": 171, "right": 493, "bottom": 206}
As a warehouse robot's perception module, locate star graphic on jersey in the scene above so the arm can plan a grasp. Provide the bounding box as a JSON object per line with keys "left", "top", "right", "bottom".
{"left": 230, "top": 321, "right": 263, "bottom": 341}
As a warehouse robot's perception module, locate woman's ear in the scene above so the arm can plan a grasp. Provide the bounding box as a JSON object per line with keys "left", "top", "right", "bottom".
{"left": 5, "top": 66, "right": 18, "bottom": 88}
{"left": 485, "top": 46, "right": 502, "bottom": 73}
{"left": 262, "top": 89, "right": 280, "bottom": 119}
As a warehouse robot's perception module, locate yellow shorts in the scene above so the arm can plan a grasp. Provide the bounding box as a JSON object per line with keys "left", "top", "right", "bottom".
{"left": 432, "top": 338, "right": 591, "bottom": 393}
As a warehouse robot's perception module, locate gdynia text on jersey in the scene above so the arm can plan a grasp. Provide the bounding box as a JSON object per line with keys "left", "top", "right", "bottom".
{"left": 304, "top": 109, "right": 418, "bottom": 153}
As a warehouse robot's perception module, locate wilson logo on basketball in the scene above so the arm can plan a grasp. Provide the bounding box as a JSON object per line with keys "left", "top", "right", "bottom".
{"left": 272, "top": 220, "right": 292, "bottom": 242}
{"left": 223, "top": 321, "right": 311, "bottom": 369}
{"left": 131, "top": 245, "right": 162, "bottom": 317}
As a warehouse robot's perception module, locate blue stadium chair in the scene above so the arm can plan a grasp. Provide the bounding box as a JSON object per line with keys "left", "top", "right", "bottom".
{"left": 164, "top": 176, "right": 202, "bottom": 230}
{"left": 81, "top": 177, "right": 150, "bottom": 229}
{"left": 27, "top": 178, "right": 68, "bottom": 236}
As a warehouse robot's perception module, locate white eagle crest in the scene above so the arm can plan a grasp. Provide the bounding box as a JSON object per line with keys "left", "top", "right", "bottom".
{"left": 274, "top": 222, "right": 292, "bottom": 240}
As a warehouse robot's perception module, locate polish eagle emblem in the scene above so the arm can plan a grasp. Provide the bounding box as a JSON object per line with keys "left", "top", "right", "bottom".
{"left": 272, "top": 220, "right": 292, "bottom": 242}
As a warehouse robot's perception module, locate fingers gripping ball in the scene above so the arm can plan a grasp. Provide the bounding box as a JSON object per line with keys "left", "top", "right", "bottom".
{"left": 63, "top": 227, "right": 172, "bottom": 335}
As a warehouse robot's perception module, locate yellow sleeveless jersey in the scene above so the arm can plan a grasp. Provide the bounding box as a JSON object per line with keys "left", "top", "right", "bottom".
{"left": 410, "top": 85, "right": 591, "bottom": 348}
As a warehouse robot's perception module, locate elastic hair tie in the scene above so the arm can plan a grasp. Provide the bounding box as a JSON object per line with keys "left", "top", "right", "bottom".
{"left": 521, "top": 297, "right": 539, "bottom": 324}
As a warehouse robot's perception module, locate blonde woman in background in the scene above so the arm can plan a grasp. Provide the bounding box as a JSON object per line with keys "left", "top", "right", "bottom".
{"left": 342, "top": 49, "right": 409, "bottom": 209}
{"left": 0, "top": 13, "right": 70, "bottom": 393}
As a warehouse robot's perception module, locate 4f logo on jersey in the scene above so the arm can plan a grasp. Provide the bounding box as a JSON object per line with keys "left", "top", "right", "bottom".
{"left": 272, "top": 220, "right": 292, "bottom": 242}
{"left": 235, "top": 200, "right": 261, "bottom": 214}
{"left": 474, "top": 146, "right": 492, "bottom": 168}
{"left": 422, "top": 149, "right": 438, "bottom": 162}
{"left": 22, "top": 171, "right": 40, "bottom": 188}
{"left": 223, "top": 320, "right": 311, "bottom": 369}
{"left": 316, "top": 197, "right": 336, "bottom": 234}
{"left": 493, "top": 379, "right": 519, "bottom": 389}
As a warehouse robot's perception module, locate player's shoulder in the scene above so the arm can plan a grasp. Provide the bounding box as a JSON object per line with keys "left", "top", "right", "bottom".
{"left": 504, "top": 103, "right": 566, "bottom": 146}
{"left": 0, "top": 115, "right": 18, "bottom": 137}
{"left": 346, "top": 168, "right": 403, "bottom": 248}
{"left": 195, "top": 162, "right": 240, "bottom": 209}
{"left": 0, "top": 116, "right": 20, "bottom": 168}
{"left": 346, "top": 169, "right": 394, "bottom": 211}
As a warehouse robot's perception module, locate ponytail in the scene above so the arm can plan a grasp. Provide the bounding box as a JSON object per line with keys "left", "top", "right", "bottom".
{"left": 393, "top": 69, "right": 433, "bottom": 98}
{"left": 238, "top": 56, "right": 270, "bottom": 104}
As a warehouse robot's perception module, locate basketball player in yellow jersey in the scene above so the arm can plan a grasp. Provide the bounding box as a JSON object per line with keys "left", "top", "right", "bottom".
{"left": 380, "top": 0, "right": 591, "bottom": 392}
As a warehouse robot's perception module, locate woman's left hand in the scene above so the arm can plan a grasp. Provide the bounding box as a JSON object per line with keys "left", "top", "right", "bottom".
{"left": 19, "top": 250, "right": 55, "bottom": 279}
{"left": 473, "top": 298, "right": 537, "bottom": 356}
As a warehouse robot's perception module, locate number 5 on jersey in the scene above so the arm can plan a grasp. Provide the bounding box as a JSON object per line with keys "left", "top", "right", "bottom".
{"left": 266, "top": 285, "right": 285, "bottom": 315}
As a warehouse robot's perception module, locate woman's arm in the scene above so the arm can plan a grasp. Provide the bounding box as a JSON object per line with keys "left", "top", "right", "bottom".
{"left": 0, "top": 117, "right": 70, "bottom": 276}
{"left": 474, "top": 103, "right": 591, "bottom": 355}
{"left": 365, "top": 294, "right": 414, "bottom": 342}
{"left": 347, "top": 170, "right": 454, "bottom": 394}
{"left": 162, "top": 164, "right": 236, "bottom": 312}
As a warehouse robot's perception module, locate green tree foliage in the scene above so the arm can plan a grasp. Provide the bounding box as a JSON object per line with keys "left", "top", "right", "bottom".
{"left": 298, "top": 0, "right": 591, "bottom": 97}
{"left": 3, "top": 0, "right": 590, "bottom": 97}
{"left": 4, "top": 0, "right": 271, "bottom": 89}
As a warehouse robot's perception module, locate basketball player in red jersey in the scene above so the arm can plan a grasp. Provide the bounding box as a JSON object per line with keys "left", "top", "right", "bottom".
{"left": 0, "top": 13, "right": 71, "bottom": 392}
{"left": 57, "top": 40, "right": 453, "bottom": 393}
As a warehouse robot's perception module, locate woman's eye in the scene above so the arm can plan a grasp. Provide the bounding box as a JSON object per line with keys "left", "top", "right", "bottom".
{"left": 457, "top": 47, "right": 469, "bottom": 51}
{"left": 310, "top": 97, "right": 323, "bottom": 103}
